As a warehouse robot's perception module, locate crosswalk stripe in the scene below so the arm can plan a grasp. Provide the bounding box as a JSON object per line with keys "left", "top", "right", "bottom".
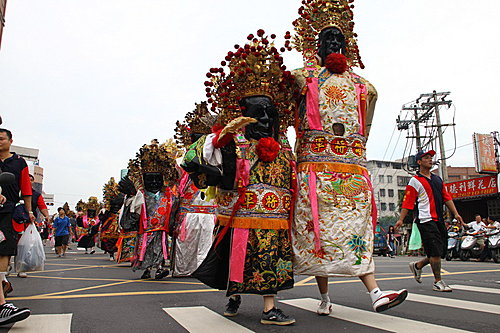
{"left": 163, "top": 306, "right": 254, "bottom": 333}
{"left": 9, "top": 314, "right": 72, "bottom": 332}
{"left": 407, "top": 293, "right": 500, "bottom": 315}
{"left": 281, "top": 298, "right": 470, "bottom": 333}
{"left": 450, "top": 284, "right": 500, "bottom": 295}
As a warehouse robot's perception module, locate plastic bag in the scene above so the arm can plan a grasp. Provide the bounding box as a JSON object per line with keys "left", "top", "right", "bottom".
{"left": 15, "top": 223, "right": 46, "bottom": 272}
{"left": 408, "top": 223, "right": 422, "bottom": 251}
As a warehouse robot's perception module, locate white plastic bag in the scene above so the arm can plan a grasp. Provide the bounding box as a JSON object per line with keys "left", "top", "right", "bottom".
{"left": 15, "top": 223, "right": 46, "bottom": 272}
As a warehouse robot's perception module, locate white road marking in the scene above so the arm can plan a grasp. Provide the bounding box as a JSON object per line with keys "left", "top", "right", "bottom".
{"left": 281, "top": 298, "right": 470, "bottom": 333}
{"left": 407, "top": 293, "right": 500, "bottom": 315}
{"left": 449, "top": 284, "right": 500, "bottom": 295}
{"left": 163, "top": 306, "right": 254, "bottom": 333}
{"left": 8, "top": 314, "right": 72, "bottom": 332}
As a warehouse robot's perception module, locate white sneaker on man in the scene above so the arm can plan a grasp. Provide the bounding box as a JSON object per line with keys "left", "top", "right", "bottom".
{"left": 408, "top": 262, "right": 422, "bottom": 283}
{"left": 17, "top": 272, "right": 27, "bottom": 278}
{"left": 433, "top": 280, "right": 452, "bottom": 292}
{"left": 317, "top": 300, "right": 332, "bottom": 315}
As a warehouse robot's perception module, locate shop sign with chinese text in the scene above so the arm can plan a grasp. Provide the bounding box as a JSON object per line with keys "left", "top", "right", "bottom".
{"left": 445, "top": 175, "right": 498, "bottom": 199}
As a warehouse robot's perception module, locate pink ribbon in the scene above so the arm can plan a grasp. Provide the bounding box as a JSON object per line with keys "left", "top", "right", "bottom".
{"left": 229, "top": 228, "right": 249, "bottom": 283}
{"left": 179, "top": 171, "right": 190, "bottom": 197}
{"left": 162, "top": 231, "right": 169, "bottom": 260}
{"left": 352, "top": 73, "right": 367, "bottom": 136}
{"left": 306, "top": 77, "right": 323, "bottom": 131}
{"left": 227, "top": 144, "right": 251, "bottom": 283}
{"left": 363, "top": 170, "right": 378, "bottom": 232}
{"left": 308, "top": 166, "right": 322, "bottom": 252}
{"left": 83, "top": 215, "right": 88, "bottom": 228}
{"left": 179, "top": 216, "right": 187, "bottom": 242}
{"left": 139, "top": 233, "right": 148, "bottom": 261}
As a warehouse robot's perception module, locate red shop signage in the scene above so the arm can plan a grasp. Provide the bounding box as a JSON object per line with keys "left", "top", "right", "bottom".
{"left": 445, "top": 175, "right": 498, "bottom": 199}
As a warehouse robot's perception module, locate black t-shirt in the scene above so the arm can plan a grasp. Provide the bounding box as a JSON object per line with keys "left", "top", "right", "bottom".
{"left": 0, "top": 153, "right": 32, "bottom": 213}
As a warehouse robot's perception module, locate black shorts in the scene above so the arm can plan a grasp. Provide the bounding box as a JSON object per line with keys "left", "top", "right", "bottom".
{"left": 0, "top": 212, "right": 18, "bottom": 256}
{"left": 55, "top": 235, "right": 70, "bottom": 247}
{"left": 417, "top": 220, "right": 447, "bottom": 258}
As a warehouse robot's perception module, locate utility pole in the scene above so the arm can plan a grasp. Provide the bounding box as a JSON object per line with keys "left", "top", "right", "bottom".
{"left": 431, "top": 91, "right": 450, "bottom": 182}
{"left": 397, "top": 91, "right": 454, "bottom": 180}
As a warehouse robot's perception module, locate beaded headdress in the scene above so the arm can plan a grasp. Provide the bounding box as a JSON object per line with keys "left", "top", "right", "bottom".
{"left": 204, "top": 30, "right": 296, "bottom": 131}
{"left": 292, "top": 0, "right": 364, "bottom": 69}
{"left": 85, "top": 196, "right": 101, "bottom": 212}
{"left": 75, "top": 199, "right": 86, "bottom": 212}
{"left": 102, "top": 177, "right": 120, "bottom": 210}
{"left": 127, "top": 139, "right": 182, "bottom": 190}
{"left": 174, "top": 102, "right": 216, "bottom": 149}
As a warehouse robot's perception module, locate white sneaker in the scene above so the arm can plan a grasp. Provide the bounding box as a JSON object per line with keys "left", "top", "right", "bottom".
{"left": 17, "top": 272, "right": 27, "bottom": 278}
{"left": 372, "top": 289, "right": 408, "bottom": 312}
{"left": 317, "top": 300, "right": 332, "bottom": 316}
{"left": 409, "top": 262, "right": 422, "bottom": 283}
{"left": 433, "top": 280, "right": 452, "bottom": 292}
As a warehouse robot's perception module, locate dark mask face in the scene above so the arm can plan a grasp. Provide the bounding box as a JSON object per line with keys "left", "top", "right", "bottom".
{"left": 109, "top": 194, "right": 125, "bottom": 214}
{"left": 241, "top": 96, "right": 278, "bottom": 140}
{"left": 87, "top": 209, "right": 96, "bottom": 218}
{"left": 143, "top": 172, "right": 163, "bottom": 193}
{"left": 318, "top": 27, "right": 346, "bottom": 64}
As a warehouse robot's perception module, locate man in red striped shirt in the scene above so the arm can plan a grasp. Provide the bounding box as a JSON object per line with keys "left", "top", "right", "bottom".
{"left": 0, "top": 128, "right": 31, "bottom": 325}
{"left": 395, "top": 150, "right": 464, "bottom": 292}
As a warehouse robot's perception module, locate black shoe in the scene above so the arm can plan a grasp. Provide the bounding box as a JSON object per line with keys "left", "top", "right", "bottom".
{"left": 140, "top": 270, "right": 151, "bottom": 279}
{"left": 89, "top": 250, "right": 95, "bottom": 254}
{"left": 154, "top": 269, "right": 169, "bottom": 280}
{"left": 223, "top": 295, "right": 241, "bottom": 317}
{"left": 0, "top": 303, "right": 30, "bottom": 326}
{"left": 260, "top": 308, "right": 295, "bottom": 326}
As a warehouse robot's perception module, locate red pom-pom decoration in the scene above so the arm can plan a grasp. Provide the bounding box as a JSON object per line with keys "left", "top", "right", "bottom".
{"left": 256, "top": 137, "right": 280, "bottom": 162}
{"left": 325, "top": 53, "right": 348, "bottom": 74}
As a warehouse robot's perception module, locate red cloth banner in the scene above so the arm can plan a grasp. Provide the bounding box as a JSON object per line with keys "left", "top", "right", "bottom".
{"left": 445, "top": 175, "right": 498, "bottom": 199}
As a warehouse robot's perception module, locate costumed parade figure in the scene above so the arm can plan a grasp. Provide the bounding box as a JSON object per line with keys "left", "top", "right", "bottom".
{"left": 99, "top": 178, "right": 124, "bottom": 261}
{"left": 290, "top": 0, "right": 407, "bottom": 313}
{"left": 119, "top": 139, "right": 181, "bottom": 279}
{"left": 183, "top": 30, "right": 297, "bottom": 325}
{"left": 172, "top": 102, "right": 217, "bottom": 277}
{"left": 76, "top": 197, "right": 101, "bottom": 254}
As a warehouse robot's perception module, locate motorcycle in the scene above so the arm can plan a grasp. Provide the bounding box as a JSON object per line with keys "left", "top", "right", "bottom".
{"left": 460, "top": 230, "right": 484, "bottom": 261}
{"left": 486, "top": 229, "right": 500, "bottom": 263}
{"left": 446, "top": 229, "right": 462, "bottom": 261}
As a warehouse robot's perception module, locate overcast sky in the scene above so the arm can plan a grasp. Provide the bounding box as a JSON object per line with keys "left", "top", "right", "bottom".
{"left": 1, "top": 0, "right": 499, "bottom": 212}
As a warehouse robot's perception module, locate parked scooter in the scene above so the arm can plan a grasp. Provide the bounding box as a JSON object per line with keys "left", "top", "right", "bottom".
{"left": 460, "top": 230, "right": 484, "bottom": 261}
{"left": 486, "top": 229, "right": 500, "bottom": 263}
{"left": 446, "top": 228, "right": 462, "bottom": 261}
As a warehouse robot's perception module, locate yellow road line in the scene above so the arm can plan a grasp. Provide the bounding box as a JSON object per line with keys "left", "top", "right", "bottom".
{"left": 35, "top": 281, "right": 134, "bottom": 297}
{"left": 295, "top": 268, "right": 500, "bottom": 287}
{"left": 28, "top": 275, "right": 205, "bottom": 285}
{"left": 295, "top": 276, "right": 316, "bottom": 286}
{"left": 8, "top": 288, "right": 217, "bottom": 301}
{"left": 441, "top": 268, "right": 450, "bottom": 274}
{"left": 29, "top": 265, "right": 123, "bottom": 274}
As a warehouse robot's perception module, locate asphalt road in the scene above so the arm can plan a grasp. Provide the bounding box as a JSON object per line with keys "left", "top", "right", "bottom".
{"left": 1, "top": 246, "right": 499, "bottom": 333}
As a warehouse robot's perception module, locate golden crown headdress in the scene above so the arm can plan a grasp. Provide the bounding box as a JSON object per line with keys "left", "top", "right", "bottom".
{"left": 127, "top": 139, "right": 182, "bottom": 189}
{"left": 102, "top": 177, "right": 120, "bottom": 210}
{"left": 75, "top": 199, "right": 86, "bottom": 212}
{"left": 204, "top": 29, "right": 297, "bottom": 131}
{"left": 86, "top": 196, "right": 101, "bottom": 212}
{"left": 174, "top": 102, "right": 216, "bottom": 149}
{"left": 292, "top": 0, "right": 363, "bottom": 69}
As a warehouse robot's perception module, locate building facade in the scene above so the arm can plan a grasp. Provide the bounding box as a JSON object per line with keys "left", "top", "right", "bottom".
{"left": 367, "top": 160, "right": 412, "bottom": 218}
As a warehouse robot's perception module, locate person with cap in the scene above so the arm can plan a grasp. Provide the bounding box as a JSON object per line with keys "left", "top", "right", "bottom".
{"left": 395, "top": 150, "right": 464, "bottom": 292}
